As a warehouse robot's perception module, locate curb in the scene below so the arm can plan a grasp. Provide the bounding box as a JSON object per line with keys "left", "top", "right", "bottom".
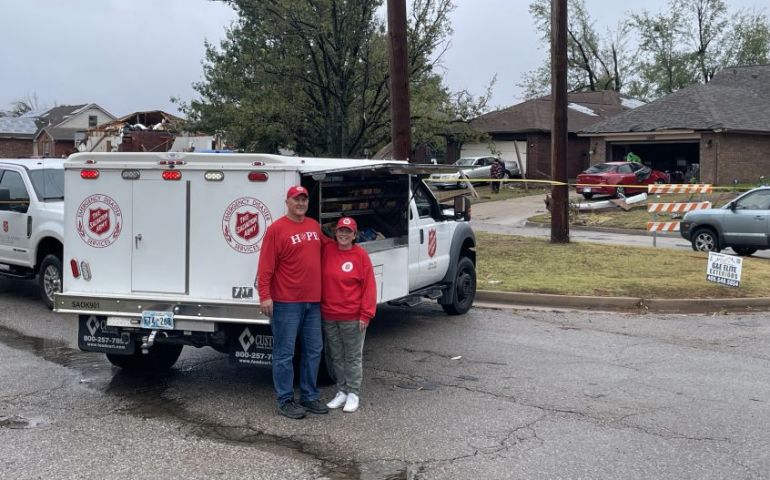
{"left": 523, "top": 221, "right": 680, "bottom": 238}
{"left": 475, "top": 290, "right": 770, "bottom": 314}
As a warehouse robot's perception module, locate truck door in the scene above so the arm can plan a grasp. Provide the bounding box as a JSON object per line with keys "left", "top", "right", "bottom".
{"left": 408, "top": 180, "right": 451, "bottom": 290}
{"left": 131, "top": 180, "right": 188, "bottom": 293}
{"left": 0, "top": 168, "right": 32, "bottom": 265}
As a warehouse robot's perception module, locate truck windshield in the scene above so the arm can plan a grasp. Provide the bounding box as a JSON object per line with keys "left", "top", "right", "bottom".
{"left": 28, "top": 169, "right": 65, "bottom": 201}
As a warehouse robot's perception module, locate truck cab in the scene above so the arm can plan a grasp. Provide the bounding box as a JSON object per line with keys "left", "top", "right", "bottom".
{"left": 0, "top": 159, "right": 64, "bottom": 307}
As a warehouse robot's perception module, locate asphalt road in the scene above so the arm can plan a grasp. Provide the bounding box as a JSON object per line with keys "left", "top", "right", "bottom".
{"left": 3, "top": 278, "right": 770, "bottom": 479}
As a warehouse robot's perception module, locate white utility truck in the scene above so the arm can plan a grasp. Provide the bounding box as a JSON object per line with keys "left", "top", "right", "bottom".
{"left": 55, "top": 152, "right": 476, "bottom": 372}
{"left": 0, "top": 158, "right": 64, "bottom": 308}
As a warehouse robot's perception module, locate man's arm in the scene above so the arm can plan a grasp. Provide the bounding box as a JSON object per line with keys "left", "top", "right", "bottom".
{"left": 257, "top": 227, "right": 277, "bottom": 316}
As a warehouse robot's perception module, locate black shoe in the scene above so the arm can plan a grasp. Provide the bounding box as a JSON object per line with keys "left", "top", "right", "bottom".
{"left": 278, "top": 400, "right": 306, "bottom": 419}
{"left": 300, "top": 399, "right": 329, "bottom": 414}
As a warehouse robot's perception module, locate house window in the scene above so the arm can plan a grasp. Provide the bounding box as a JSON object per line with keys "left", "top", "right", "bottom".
{"left": 88, "top": 115, "right": 98, "bottom": 128}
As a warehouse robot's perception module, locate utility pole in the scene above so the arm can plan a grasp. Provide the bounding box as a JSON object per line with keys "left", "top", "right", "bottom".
{"left": 550, "top": 0, "right": 569, "bottom": 243}
{"left": 387, "top": 0, "right": 412, "bottom": 161}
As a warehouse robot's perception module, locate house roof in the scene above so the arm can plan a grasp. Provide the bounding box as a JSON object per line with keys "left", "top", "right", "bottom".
{"left": 39, "top": 126, "right": 81, "bottom": 142}
{"left": 35, "top": 104, "right": 88, "bottom": 130}
{"left": 581, "top": 64, "right": 770, "bottom": 135}
{"left": 92, "top": 110, "right": 184, "bottom": 132}
{"left": 0, "top": 116, "right": 38, "bottom": 138}
{"left": 470, "top": 90, "right": 642, "bottom": 134}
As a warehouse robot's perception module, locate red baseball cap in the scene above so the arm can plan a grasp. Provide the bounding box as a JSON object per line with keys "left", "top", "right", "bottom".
{"left": 286, "top": 185, "right": 309, "bottom": 199}
{"left": 336, "top": 216, "right": 357, "bottom": 231}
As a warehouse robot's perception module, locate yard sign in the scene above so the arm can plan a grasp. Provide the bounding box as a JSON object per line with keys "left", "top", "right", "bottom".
{"left": 706, "top": 252, "right": 742, "bottom": 288}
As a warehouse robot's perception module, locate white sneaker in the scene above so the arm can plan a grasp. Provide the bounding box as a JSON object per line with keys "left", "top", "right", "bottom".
{"left": 342, "top": 393, "right": 359, "bottom": 413}
{"left": 326, "top": 391, "right": 348, "bottom": 409}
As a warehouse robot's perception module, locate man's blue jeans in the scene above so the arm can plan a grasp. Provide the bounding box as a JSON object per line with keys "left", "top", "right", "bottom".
{"left": 270, "top": 302, "right": 322, "bottom": 405}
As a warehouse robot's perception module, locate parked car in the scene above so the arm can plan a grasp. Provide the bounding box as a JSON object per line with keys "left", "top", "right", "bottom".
{"left": 575, "top": 162, "right": 669, "bottom": 199}
{"left": 680, "top": 187, "right": 770, "bottom": 256}
{"left": 429, "top": 156, "right": 521, "bottom": 189}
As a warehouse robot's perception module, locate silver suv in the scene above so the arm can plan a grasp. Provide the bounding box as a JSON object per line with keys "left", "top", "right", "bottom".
{"left": 680, "top": 187, "right": 770, "bottom": 256}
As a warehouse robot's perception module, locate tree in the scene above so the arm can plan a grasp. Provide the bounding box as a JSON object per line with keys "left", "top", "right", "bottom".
{"left": 726, "top": 9, "right": 770, "bottom": 66}
{"left": 0, "top": 93, "right": 43, "bottom": 117}
{"left": 176, "top": 0, "right": 465, "bottom": 158}
{"left": 632, "top": 0, "right": 770, "bottom": 99}
{"left": 628, "top": 8, "right": 698, "bottom": 99}
{"left": 520, "top": 0, "right": 635, "bottom": 98}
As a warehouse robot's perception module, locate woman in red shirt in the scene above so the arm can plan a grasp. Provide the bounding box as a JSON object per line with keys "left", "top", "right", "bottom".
{"left": 322, "top": 216, "right": 377, "bottom": 413}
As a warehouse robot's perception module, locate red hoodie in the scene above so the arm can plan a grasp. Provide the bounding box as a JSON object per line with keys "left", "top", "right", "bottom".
{"left": 321, "top": 243, "right": 377, "bottom": 324}
{"left": 257, "top": 216, "right": 323, "bottom": 303}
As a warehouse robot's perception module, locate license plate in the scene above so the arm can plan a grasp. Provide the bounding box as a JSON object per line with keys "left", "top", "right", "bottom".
{"left": 141, "top": 310, "right": 174, "bottom": 330}
{"left": 584, "top": 187, "right": 592, "bottom": 193}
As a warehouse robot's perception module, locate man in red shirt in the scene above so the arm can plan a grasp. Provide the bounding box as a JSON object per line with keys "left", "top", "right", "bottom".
{"left": 257, "top": 185, "right": 328, "bottom": 419}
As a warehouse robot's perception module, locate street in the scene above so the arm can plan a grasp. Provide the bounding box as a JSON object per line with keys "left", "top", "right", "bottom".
{"left": 3, "top": 278, "right": 770, "bottom": 479}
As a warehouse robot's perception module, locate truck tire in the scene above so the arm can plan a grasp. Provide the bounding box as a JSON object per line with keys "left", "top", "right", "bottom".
{"left": 38, "top": 254, "right": 62, "bottom": 309}
{"left": 442, "top": 256, "right": 477, "bottom": 315}
{"left": 106, "top": 344, "right": 183, "bottom": 372}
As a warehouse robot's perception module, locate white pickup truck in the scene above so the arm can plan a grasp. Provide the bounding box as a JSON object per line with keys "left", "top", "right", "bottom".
{"left": 55, "top": 152, "right": 477, "bottom": 372}
{"left": 0, "top": 159, "right": 64, "bottom": 308}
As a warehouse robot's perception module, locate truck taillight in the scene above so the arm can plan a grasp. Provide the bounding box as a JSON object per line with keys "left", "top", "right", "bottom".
{"left": 80, "top": 169, "right": 99, "bottom": 179}
{"left": 204, "top": 171, "right": 225, "bottom": 181}
{"left": 162, "top": 170, "right": 182, "bottom": 181}
{"left": 248, "top": 171, "right": 269, "bottom": 182}
{"left": 70, "top": 259, "right": 80, "bottom": 278}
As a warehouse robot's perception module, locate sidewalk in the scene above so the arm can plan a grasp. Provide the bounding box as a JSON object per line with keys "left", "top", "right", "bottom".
{"left": 470, "top": 192, "right": 770, "bottom": 313}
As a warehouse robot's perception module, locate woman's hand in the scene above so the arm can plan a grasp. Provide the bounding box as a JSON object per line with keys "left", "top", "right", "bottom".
{"left": 359, "top": 320, "right": 367, "bottom": 332}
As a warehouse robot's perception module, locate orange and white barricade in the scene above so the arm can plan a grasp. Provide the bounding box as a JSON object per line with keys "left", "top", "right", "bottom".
{"left": 647, "top": 201, "right": 711, "bottom": 213}
{"left": 648, "top": 184, "right": 712, "bottom": 194}
{"left": 647, "top": 184, "right": 712, "bottom": 245}
{"left": 646, "top": 221, "right": 681, "bottom": 232}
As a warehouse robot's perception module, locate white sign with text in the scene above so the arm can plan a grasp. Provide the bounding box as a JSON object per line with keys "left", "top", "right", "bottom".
{"left": 706, "top": 252, "right": 742, "bottom": 288}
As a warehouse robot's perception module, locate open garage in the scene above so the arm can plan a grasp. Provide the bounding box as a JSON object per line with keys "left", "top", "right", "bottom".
{"left": 608, "top": 140, "right": 700, "bottom": 183}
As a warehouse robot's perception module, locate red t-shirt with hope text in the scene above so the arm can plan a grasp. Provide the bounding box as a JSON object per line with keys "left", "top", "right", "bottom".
{"left": 321, "top": 243, "right": 377, "bottom": 324}
{"left": 257, "top": 216, "right": 323, "bottom": 303}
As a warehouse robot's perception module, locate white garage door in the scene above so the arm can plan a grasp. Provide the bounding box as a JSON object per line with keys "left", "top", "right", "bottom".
{"left": 461, "top": 141, "right": 527, "bottom": 174}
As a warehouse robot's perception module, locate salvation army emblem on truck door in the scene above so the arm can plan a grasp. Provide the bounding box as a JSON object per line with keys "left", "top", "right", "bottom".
{"left": 427, "top": 228, "right": 437, "bottom": 258}
{"left": 222, "top": 197, "right": 273, "bottom": 254}
{"left": 76, "top": 194, "right": 123, "bottom": 248}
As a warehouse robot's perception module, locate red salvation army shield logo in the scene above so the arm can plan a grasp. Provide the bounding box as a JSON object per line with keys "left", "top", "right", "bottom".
{"left": 427, "top": 228, "right": 437, "bottom": 258}
{"left": 76, "top": 194, "right": 123, "bottom": 248}
{"left": 223, "top": 197, "right": 273, "bottom": 254}
{"left": 89, "top": 208, "right": 110, "bottom": 235}
{"left": 236, "top": 211, "right": 260, "bottom": 241}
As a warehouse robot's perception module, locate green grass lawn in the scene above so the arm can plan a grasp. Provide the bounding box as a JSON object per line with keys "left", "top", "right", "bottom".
{"left": 476, "top": 232, "right": 770, "bottom": 298}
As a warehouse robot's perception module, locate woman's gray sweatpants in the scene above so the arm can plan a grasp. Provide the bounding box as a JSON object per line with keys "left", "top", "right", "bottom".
{"left": 322, "top": 319, "right": 366, "bottom": 395}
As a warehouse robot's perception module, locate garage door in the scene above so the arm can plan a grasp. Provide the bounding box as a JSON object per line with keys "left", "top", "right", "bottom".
{"left": 461, "top": 141, "right": 527, "bottom": 174}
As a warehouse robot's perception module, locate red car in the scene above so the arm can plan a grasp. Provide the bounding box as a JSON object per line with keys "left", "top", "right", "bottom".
{"left": 575, "top": 162, "right": 669, "bottom": 199}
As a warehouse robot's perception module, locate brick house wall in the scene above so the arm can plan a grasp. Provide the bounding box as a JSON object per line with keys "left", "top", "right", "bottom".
{"left": 0, "top": 138, "right": 33, "bottom": 157}
{"left": 524, "top": 133, "right": 590, "bottom": 180}
{"left": 35, "top": 131, "right": 76, "bottom": 157}
{"left": 700, "top": 133, "right": 770, "bottom": 185}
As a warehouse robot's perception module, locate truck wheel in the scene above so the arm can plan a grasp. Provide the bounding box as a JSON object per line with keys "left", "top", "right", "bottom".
{"left": 106, "top": 344, "right": 183, "bottom": 372}
{"left": 691, "top": 228, "right": 720, "bottom": 252}
{"left": 38, "top": 254, "right": 62, "bottom": 309}
{"left": 442, "top": 257, "right": 477, "bottom": 315}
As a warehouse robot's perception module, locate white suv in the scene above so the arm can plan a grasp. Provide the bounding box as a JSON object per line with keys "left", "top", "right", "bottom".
{"left": 0, "top": 159, "right": 64, "bottom": 307}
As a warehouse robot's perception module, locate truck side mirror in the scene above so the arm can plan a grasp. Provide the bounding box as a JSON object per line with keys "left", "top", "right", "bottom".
{"left": 454, "top": 195, "right": 471, "bottom": 221}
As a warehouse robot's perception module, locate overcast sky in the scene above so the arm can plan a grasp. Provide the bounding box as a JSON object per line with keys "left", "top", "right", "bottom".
{"left": 0, "top": 0, "right": 765, "bottom": 117}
